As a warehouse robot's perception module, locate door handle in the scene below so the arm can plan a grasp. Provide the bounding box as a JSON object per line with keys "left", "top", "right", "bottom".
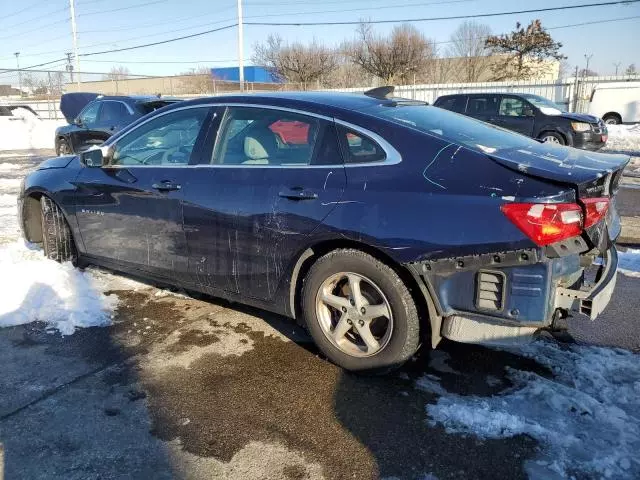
{"left": 279, "top": 187, "right": 317, "bottom": 200}
{"left": 152, "top": 181, "right": 181, "bottom": 192}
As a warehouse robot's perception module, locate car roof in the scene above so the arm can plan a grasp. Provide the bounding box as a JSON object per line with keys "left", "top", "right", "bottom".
{"left": 167, "top": 91, "right": 422, "bottom": 117}
{"left": 97, "top": 94, "right": 180, "bottom": 104}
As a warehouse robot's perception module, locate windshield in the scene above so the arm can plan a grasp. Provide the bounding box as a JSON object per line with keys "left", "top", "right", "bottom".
{"left": 367, "top": 104, "right": 539, "bottom": 154}
{"left": 521, "top": 94, "right": 565, "bottom": 113}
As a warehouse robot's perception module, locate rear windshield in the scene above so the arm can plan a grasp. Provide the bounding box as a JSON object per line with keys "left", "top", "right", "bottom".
{"left": 367, "top": 104, "right": 537, "bottom": 154}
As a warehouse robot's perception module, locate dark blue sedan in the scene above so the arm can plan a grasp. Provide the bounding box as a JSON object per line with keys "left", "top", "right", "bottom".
{"left": 18, "top": 88, "right": 628, "bottom": 372}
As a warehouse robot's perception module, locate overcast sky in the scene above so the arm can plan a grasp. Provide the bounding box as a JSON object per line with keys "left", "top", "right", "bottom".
{"left": 0, "top": 0, "right": 638, "bottom": 78}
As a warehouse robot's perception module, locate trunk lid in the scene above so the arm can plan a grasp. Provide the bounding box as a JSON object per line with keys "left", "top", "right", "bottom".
{"left": 489, "top": 146, "right": 629, "bottom": 249}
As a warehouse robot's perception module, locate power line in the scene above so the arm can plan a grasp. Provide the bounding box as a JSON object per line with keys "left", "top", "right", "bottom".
{"left": 79, "top": 23, "right": 238, "bottom": 57}
{"left": 1, "top": 1, "right": 49, "bottom": 21}
{"left": 244, "top": 0, "right": 640, "bottom": 25}
{"left": 77, "top": 0, "right": 169, "bottom": 17}
{"left": 82, "top": 59, "right": 238, "bottom": 64}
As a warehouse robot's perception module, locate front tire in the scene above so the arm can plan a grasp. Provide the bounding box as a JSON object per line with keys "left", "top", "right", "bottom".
{"left": 302, "top": 249, "right": 420, "bottom": 373}
{"left": 602, "top": 113, "right": 621, "bottom": 125}
{"left": 41, "top": 196, "right": 76, "bottom": 263}
{"left": 539, "top": 131, "right": 565, "bottom": 145}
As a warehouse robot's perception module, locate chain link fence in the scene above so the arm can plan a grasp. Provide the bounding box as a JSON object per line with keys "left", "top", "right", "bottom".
{"left": 1, "top": 67, "right": 639, "bottom": 120}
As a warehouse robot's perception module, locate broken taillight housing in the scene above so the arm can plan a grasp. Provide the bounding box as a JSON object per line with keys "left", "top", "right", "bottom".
{"left": 501, "top": 203, "right": 583, "bottom": 246}
{"left": 582, "top": 197, "right": 610, "bottom": 229}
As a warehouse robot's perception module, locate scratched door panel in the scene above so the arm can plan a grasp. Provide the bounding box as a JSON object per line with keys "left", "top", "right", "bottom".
{"left": 74, "top": 166, "right": 189, "bottom": 278}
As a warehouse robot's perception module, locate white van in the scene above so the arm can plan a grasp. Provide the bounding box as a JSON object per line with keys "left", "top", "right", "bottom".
{"left": 588, "top": 82, "right": 640, "bottom": 125}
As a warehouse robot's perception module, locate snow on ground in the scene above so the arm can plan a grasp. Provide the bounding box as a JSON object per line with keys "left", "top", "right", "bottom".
{"left": 0, "top": 156, "right": 119, "bottom": 335}
{"left": 0, "top": 116, "right": 64, "bottom": 151}
{"left": 618, "top": 248, "right": 640, "bottom": 278}
{"left": 423, "top": 341, "right": 640, "bottom": 479}
{"left": 603, "top": 123, "right": 640, "bottom": 159}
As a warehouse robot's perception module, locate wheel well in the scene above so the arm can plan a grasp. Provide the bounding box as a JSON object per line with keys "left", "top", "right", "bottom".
{"left": 538, "top": 130, "right": 566, "bottom": 143}
{"left": 602, "top": 112, "right": 622, "bottom": 121}
{"left": 23, "top": 193, "right": 44, "bottom": 243}
{"left": 290, "top": 239, "right": 432, "bottom": 341}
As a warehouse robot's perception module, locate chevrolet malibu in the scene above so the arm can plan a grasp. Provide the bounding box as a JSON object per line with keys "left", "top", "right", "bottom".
{"left": 18, "top": 88, "right": 628, "bottom": 373}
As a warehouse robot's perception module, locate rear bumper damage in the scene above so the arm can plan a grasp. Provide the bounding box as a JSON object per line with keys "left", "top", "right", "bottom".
{"left": 406, "top": 246, "right": 619, "bottom": 346}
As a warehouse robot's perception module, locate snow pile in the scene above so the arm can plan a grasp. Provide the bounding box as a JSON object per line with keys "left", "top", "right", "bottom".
{"left": 618, "top": 248, "right": 640, "bottom": 278}
{"left": 0, "top": 117, "right": 64, "bottom": 151}
{"left": 0, "top": 242, "right": 118, "bottom": 335}
{"left": 603, "top": 123, "right": 640, "bottom": 157}
{"left": 425, "top": 341, "right": 640, "bottom": 479}
{"left": 0, "top": 155, "right": 119, "bottom": 334}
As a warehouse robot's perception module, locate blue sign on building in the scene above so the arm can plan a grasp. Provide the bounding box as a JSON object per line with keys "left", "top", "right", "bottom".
{"left": 210, "top": 66, "right": 281, "bottom": 83}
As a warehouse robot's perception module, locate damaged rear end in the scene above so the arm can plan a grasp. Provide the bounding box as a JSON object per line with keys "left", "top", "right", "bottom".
{"left": 409, "top": 144, "right": 629, "bottom": 347}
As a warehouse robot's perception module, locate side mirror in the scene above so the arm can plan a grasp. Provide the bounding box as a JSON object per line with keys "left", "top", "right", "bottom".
{"left": 82, "top": 149, "right": 105, "bottom": 168}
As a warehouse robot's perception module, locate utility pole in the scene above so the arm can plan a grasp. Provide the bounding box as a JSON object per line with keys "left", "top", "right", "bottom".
{"left": 14, "top": 52, "right": 21, "bottom": 97}
{"left": 69, "top": 0, "right": 80, "bottom": 86}
{"left": 613, "top": 62, "right": 622, "bottom": 76}
{"left": 65, "top": 52, "right": 74, "bottom": 83}
{"left": 237, "top": 0, "right": 244, "bottom": 92}
{"left": 583, "top": 53, "right": 593, "bottom": 77}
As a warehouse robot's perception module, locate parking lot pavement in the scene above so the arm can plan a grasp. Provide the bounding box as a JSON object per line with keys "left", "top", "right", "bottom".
{"left": 1, "top": 150, "right": 639, "bottom": 479}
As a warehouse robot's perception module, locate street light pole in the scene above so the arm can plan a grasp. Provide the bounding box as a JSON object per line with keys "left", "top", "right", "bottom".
{"left": 14, "top": 52, "right": 21, "bottom": 97}
{"left": 237, "top": 0, "right": 244, "bottom": 92}
{"left": 584, "top": 53, "right": 593, "bottom": 77}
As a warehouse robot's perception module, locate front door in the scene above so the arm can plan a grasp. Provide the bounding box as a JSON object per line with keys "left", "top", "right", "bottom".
{"left": 494, "top": 96, "right": 536, "bottom": 136}
{"left": 182, "top": 105, "right": 346, "bottom": 299}
{"left": 74, "top": 106, "right": 214, "bottom": 278}
{"left": 465, "top": 95, "right": 500, "bottom": 124}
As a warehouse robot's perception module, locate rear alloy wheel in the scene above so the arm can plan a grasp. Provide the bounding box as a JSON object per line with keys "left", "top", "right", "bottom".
{"left": 540, "top": 132, "right": 565, "bottom": 145}
{"left": 56, "top": 138, "right": 71, "bottom": 156}
{"left": 602, "top": 114, "right": 621, "bottom": 125}
{"left": 302, "top": 249, "right": 420, "bottom": 373}
{"left": 40, "top": 196, "right": 77, "bottom": 263}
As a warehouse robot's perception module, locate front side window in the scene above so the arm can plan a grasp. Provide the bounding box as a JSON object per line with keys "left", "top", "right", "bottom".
{"left": 110, "top": 107, "right": 209, "bottom": 166}
{"left": 99, "top": 101, "right": 131, "bottom": 123}
{"left": 437, "top": 96, "right": 467, "bottom": 113}
{"left": 499, "top": 97, "right": 528, "bottom": 117}
{"left": 212, "top": 107, "right": 321, "bottom": 166}
{"left": 78, "top": 102, "right": 101, "bottom": 126}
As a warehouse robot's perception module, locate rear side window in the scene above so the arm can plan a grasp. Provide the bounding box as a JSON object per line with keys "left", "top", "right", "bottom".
{"left": 337, "top": 126, "right": 386, "bottom": 164}
{"left": 212, "top": 107, "right": 321, "bottom": 166}
{"left": 436, "top": 96, "right": 467, "bottom": 113}
{"left": 467, "top": 95, "right": 500, "bottom": 115}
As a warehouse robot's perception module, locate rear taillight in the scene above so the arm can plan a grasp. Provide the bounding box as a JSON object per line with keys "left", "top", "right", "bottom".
{"left": 501, "top": 203, "right": 583, "bottom": 246}
{"left": 582, "top": 197, "right": 609, "bottom": 228}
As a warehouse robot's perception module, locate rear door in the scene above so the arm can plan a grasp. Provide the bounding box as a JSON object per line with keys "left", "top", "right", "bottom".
{"left": 74, "top": 105, "right": 214, "bottom": 279}
{"left": 182, "top": 105, "right": 346, "bottom": 299}
{"left": 465, "top": 94, "right": 500, "bottom": 124}
{"left": 494, "top": 95, "right": 535, "bottom": 136}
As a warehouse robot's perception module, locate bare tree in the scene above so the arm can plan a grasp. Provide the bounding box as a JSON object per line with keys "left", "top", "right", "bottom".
{"left": 345, "top": 23, "right": 436, "bottom": 84}
{"left": 180, "top": 66, "right": 215, "bottom": 94}
{"left": 252, "top": 35, "right": 338, "bottom": 89}
{"left": 446, "top": 21, "right": 492, "bottom": 82}
{"left": 558, "top": 59, "right": 572, "bottom": 79}
{"left": 102, "top": 65, "right": 131, "bottom": 81}
{"left": 485, "top": 20, "right": 565, "bottom": 81}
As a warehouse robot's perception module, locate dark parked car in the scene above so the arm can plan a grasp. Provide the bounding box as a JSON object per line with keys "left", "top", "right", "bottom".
{"left": 55, "top": 93, "right": 180, "bottom": 155}
{"left": 20, "top": 88, "right": 627, "bottom": 372}
{"left": 434, "top": 93, "right": 608, "bottom": 150}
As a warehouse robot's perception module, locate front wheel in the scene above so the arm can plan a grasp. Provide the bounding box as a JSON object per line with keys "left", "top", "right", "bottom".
{"left": 302, "top": 249, "right": 420, "bottom": 373}
{"left": 56, "top": 138, "right": 72, "bottom": 156}
{"left": 540, "top": 132, "right": 565, "bottom": 145}
{"left": 41, "top": 196, "right": 76, "bottom": 263}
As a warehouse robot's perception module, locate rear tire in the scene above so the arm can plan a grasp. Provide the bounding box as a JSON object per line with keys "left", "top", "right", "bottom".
{"left": 539, "top": 131, "right": 565, "bottom": 145}
{"left": 602, "top": 113, "right": 621, "bottom": 125}
{"left": 40, "top": 196, "right": 76, "bottom": 263}
{"left": 301, "top": 249, "right": 420, "bottom": 373}
{"left": 56, "top": 138, "right": 72, "bottom": 156}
